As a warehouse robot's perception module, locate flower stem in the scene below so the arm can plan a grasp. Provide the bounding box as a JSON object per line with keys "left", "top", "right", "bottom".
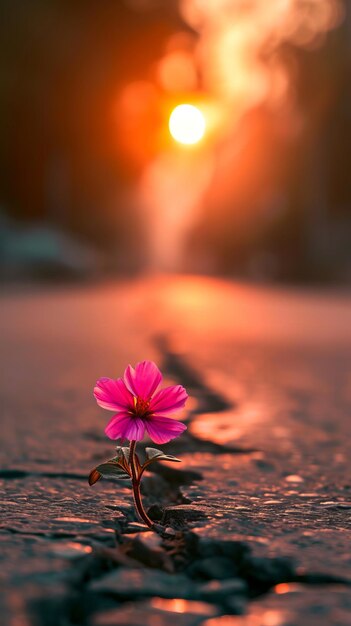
{"left": 129, "top": 440, "right": 154, "bottom": 529}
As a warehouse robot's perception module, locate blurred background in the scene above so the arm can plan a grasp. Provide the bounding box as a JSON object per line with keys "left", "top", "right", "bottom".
{"left": 0, "top": 0, "right": 350, "bottom": 283}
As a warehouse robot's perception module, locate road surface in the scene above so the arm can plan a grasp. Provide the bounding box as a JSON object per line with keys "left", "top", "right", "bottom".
{"left": 1, "top": 275, "right": 351, "bottom": 626}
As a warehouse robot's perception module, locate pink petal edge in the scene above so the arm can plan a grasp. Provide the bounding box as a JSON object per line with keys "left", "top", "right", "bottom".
{"left": 145, "top": 415, "right": 187, "bottom": 444}
{"left": 105, "top": 413, "right": 145, "bottom": 441}
{"left": 94, "top": 377, "right": 134, "bottom": 411}
{"left": 124, "top": 360, "right": 162, "bottom": 400}
{"left": 150, "top": 384, "right": 188, "bottom": 415}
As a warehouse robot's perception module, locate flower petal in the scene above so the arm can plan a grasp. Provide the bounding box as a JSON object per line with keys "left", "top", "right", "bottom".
{"left": 105, "top": 413, "right": 145, "bottom": 441}
{"left": 124, "top": 361, "right": 162, "bottom": 400}
{"left": 94, "top": 377, "right": 134, "bottom": 411}
{"left": 150, "top": 385, "right": 188, "bottom": 415}
{"left": 145, "top": 415, "right": 187, "bottom": 444}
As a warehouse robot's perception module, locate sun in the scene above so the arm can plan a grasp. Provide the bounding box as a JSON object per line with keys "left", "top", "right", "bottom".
{"left": 169, "top": 104, "right": 206, "bottom": 145}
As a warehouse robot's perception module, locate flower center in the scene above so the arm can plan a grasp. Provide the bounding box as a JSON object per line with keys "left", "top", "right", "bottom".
{"left": 134, "top": 397, "right": 150, "bottom": 417}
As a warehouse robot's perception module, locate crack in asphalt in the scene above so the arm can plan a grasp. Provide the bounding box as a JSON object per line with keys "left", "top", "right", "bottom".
{"left": 4, "top": 339, "right": 350, "bottom": 625}
{"left": 0, "top": 469, "right": 88, "bottom": 480}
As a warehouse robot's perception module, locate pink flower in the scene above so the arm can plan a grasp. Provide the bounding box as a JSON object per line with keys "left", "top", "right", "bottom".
{"left": 94, "top": 360, "right": 188, "bottom": 444}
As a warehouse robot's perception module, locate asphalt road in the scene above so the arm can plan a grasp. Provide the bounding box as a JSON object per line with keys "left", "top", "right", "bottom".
{"left": 1, "top": 275, "right": 350, "bottom": 626}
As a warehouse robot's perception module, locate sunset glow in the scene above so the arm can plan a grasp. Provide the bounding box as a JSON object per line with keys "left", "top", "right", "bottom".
{"left": 169, "top": 104, "right": 206, "bottom": 145}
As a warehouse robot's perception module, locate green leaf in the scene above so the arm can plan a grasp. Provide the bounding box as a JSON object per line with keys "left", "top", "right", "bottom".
{"left": 88, "top": 468, "right": 102, "bottom": 485}
{"left": 95, "top": 461, "right": 131, "bottom": 481}
{"left": 115, "top": 446, "right": 130, "bottom": 462}
{"left": 145, "top": 447, "right": 181, "bottom": 463}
